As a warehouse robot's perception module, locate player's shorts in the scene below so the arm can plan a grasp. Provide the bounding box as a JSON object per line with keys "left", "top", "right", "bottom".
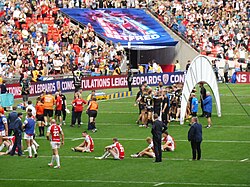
{"left": 24, "top": 132, "right": 33, "bottom": 140}
{"left": 149, "top": 150, "right": 155, "bottom": 158}
{"left": 55, "top": 110, "right": 62, "bottom": 116}
{"left": 113, "top": 151, "right": 120, "bottom": 160}
{"left": 147, "top": 107, "right": 153, "bottom": 112}
{"left": 44, "top": 109, "right": 53, "bottom": 117}
{"left": 22, "top": 94, "right": 28, "bottom": 102}
{"left": 50, "top": 141, "right": 61, "bottom": 149}
{"left": 204, "top": 112, "right": 211, "bottom": 118}
{"left": 36, "top": 114, "right": 44, "bottom": 122}
{"left": 0, "top": 130, "right": 6, "bottom": 136}
{"left": 88, "top": 110, "right": 97, "bottom": 118}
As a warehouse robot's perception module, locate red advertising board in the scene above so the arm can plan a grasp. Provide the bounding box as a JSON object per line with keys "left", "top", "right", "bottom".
{"left": 236, "top": 72, "right": 250, "bottom": 83}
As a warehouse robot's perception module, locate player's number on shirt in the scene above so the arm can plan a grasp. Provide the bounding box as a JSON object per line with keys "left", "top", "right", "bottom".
{"left": 53, "top": 130, "right": 59, "bottom": 137}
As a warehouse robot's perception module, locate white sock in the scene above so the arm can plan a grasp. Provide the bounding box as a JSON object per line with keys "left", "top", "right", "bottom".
{"left": 28, "top": 146, "right": 32, "bottom": 157}
{"left": 55, "top": 155, "right": 60, "bottom": 166}
{"left": 31, "top": 144, "right": 37, "bottom": 154}
{"left": 33, "top": 140, "right": 39, "bottom": 147}
{"left": 102, "top": 151, "right": 110, "bottom": 159}
{"left": 0, "top": 143, "right": 5, "bottom": 151}
{"left": 51, "top": 155, "right": 55, "bottom": 164}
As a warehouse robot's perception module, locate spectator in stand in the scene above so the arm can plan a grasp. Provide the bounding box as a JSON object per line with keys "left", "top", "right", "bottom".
{"left": 186, "top": 60, "right": 191, "bottom": 71}
{"left": 174, "top": 60, "right": 181, "bottom": 72}
{"left": 153, "top": 0, "right": 249, "bottom": 61}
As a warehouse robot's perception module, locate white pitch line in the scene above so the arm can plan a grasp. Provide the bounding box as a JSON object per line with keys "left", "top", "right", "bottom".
{"left": 154, "top": 182, "right": 164, "bottom": 186}
{"left": 85, "top": 123, "right": 250, "bottom": 128}
{"left": 34, "top": 137, "right": 250, "bottom": 144}
{"left": 97, "top": 111, "right": 249, "bottom": 116}
{"left": 0, "top": 178, "right": 249, "bottom": 186}
{"left": 36, "top": 155, "right": 249, "bottom": 163}
{"left": 240, "top": 158, "right": 249, "bottom": 162}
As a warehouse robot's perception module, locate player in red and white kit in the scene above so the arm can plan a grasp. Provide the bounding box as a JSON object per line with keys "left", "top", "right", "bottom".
{"left": 46, "top": 119, "right": 64, "bottom": 169}
{"left": 0, "top": 136, "right": 15, "bottom": 155}
{"left": 71, "top": 131, "right": 94, "bottom": 152}
{"left": 55, "top": 92, "right": 63, "bottom": 126}
{"left": 162, "top": 131, "right": 175, "bottom": 152}
{"left": 95, "top": 138, "right": 124, "bottom": 160}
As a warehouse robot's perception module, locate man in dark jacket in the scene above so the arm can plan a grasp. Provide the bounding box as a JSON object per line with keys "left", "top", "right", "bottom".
{"left": 10, "top": 113, "right": 23, "bottom": 156}
{"left": 199, "top": 82, "right": 206, "bottom": 117}
{"left": 188, "top": 117, "right": 202, "bottom": 160}
{"left": 7, "top": 106, "right": 18, "bottom": 136}
{"left": 151, "top": 114, "right": 168, "bottom": 162}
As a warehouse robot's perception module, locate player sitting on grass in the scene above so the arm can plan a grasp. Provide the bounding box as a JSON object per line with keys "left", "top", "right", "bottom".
{"left": 95, "top": 138, "right": 124, "bottom": 160}
{"left": 162, "top": 131, "right": 175, "bottom": 152}
{"left": 71, "top": 131, "right": 94, "bottom": 152}
{"left": 0, "top": 136, "right": 15, "bottom": 155}
{"left": 131, "top": 137, "right": 155, "bottom": 158}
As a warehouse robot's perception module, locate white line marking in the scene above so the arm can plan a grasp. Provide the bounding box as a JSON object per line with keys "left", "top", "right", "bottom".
{"left": 0, "top": 178, "right": 249, "bottom": 186}
{"left": 154, "top": 182, "right": 164, "bottom": 186}
{"left": 240, "top": 158, "right": 249, "bottom": 162}
{"left": 97, "top": 111, "right": 249, "bottom": 116}
{"left": 65, "top": 137, "right": 250, "bottom": 143}
{"left": 89, "top": 123, "right": 250, "bottom": 128}
{"left": 35, "top": 155, "right": 249, "bottom": 163}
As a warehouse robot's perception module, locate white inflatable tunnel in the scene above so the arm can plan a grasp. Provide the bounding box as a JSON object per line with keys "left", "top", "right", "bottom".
{"left": 180, "top": 55, "right": 221, "bottom": 125}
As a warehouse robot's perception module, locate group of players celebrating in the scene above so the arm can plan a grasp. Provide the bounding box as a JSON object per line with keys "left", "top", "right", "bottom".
{"left": 135, "top": 81, "right": 184, "bottom": 128}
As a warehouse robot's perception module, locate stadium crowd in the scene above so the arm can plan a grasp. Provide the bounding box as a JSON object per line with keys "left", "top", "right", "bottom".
{"left": 154, "top": 0, "right": 249, "bottom": 61}
{"left": 0, "top": 0, "right": 249, "bottom": 83}
{"left": 0, "top": 0, "right": 125, "bottom": 82}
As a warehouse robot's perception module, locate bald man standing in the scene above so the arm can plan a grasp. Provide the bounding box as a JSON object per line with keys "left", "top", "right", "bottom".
{"left": 188, "top": 117, "right": 202, "bottom": 160}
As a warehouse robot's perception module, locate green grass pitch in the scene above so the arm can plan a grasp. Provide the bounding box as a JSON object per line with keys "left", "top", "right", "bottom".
{"left": 0, "top": 84, "right": 249, "bottom": 187}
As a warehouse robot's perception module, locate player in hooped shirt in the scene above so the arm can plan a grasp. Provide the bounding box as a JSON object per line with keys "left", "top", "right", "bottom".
{"left": 71, "top": 131, "right": 94, "bottom": 152}
{"left": 47, "top": 119, "right": 64, "bottom": 169}
{"left": 95, "top": 138, "right": 124, "bottom": 160}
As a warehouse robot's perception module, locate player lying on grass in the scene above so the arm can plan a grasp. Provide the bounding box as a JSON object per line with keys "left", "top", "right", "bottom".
{"left": 71, "top": 131, "right": 94, "bottom": 152}
{"left": 0, "top": 136, "right": 15, "bottom": 155}
{"left": 47, "top": 119, "right": 64, "bottom": 169}
{"left": 162, "top": 131, "right": 175, "bottom": 152}
{"left": 95, "top": 138, "right": 124, "bottom": 160}
{"left": 131, "top": 137, "right": 155, "bottom": 158}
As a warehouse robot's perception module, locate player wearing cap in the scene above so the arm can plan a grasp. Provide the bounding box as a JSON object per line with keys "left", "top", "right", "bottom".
{"left": 95, "top": 138, "right": 124, "bottom": 160}
{"left": 71, "top": 131, "right": 94, "bottom": 152}
{"left": 47, "top": 119, "right": 64, "bottom": 169}
{"left": 131, "top": 137, "right": 155, "bottom": 158}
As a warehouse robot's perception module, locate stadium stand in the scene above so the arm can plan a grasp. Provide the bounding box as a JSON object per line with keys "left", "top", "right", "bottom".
{"left": 0, "top": 0, "right": 249, "bottom": 82}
